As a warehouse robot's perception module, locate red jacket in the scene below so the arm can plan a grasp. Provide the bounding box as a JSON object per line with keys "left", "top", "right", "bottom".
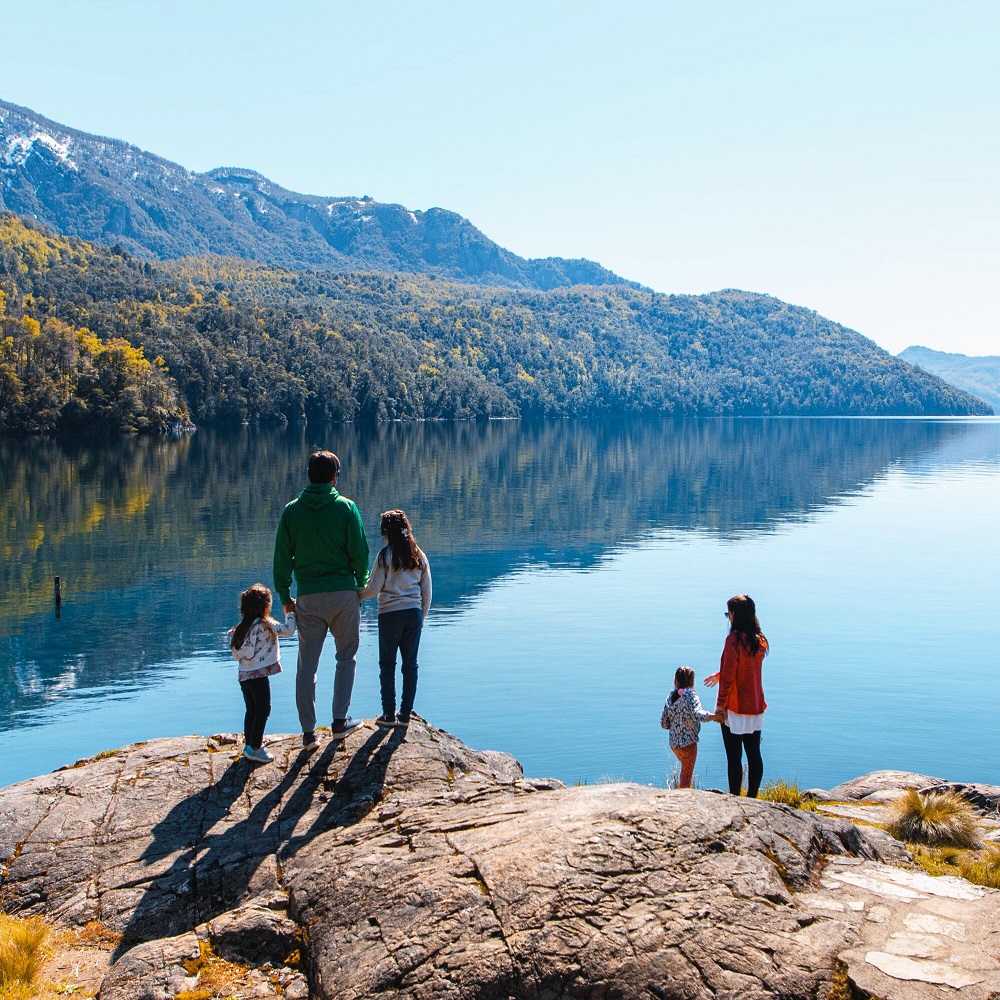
{"left": 716, "top": 633, "right": 767, "bottom": 716}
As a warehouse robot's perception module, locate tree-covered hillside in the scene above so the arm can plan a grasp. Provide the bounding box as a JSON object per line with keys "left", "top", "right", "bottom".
{"left": 0, "top": 215, "right": 989, "bottom": 432}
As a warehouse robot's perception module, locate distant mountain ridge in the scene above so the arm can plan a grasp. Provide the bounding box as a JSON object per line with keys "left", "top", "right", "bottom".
{"left": 0, "top": 99, "right": 632, "bottom": 290}
{"left": 898, "top": 346, "right": 1000, "bottom": 414}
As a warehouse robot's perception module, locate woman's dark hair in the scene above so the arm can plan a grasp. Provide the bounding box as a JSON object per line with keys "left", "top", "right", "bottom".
{"left": 231, "top": 583, "right": 275, "bottom": 650}
{"left": 669, "top": 665, "right": 696, "bottom": 704}
{"left": 308, "top": 450, "right": 340, "bottom": 484}
{"left": 727, "top": 594, "right": 768, "bottom": 656}
{"left": 379, "top": 509, "right": 422, "bottom": 571}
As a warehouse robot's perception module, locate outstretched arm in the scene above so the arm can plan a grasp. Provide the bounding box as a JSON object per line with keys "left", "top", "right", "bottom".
{"left": 347, "top": 503, "right": 371, "bottom": 588}
{"left": 689, "top": 690, "right": 716, "bottom": 723}
{"left": 273, "top": 511, "right": 294, "bottom": 608}
{"left": 714, "top": 638, "right": 737, "bottom": 718}
{"left": 273, "top": 612, "right": 296, "bottom": 638}
{"left": 420, "top": 556, "right": 432, "bottom": 618}
{"left": 358, "top": 556, "right": 386, "bottom": 601}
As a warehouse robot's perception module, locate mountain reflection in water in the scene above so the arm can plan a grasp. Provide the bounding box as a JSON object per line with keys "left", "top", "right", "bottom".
{"left": 0, "top": 416, "right": 981, "bottom": 739}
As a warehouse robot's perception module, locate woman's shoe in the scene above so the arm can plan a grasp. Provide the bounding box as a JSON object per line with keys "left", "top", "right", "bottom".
{"left": 376, "top": 714, "right": 396, "bottom": 727}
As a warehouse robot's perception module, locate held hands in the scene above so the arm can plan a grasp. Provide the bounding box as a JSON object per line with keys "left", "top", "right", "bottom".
{"left": 283, "top": 600, "right": 296, "bottom": 614}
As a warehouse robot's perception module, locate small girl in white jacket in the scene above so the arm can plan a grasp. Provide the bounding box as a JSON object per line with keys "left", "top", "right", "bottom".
{"left": 359, "top": 510, "right": 431, "bottom": 728}
{"left": 228, "top": 583, "right": 295, "bottom": 763}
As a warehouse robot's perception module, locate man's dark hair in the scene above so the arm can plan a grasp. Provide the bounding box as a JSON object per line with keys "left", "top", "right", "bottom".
{"left": 308, "top": 450, "right": 341, "bottom": 484}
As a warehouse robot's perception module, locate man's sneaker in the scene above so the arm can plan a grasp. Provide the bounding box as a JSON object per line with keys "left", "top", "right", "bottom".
{"left": 330, "top": 717, "right": 364, "bottom": 740}
{"left": 302, "top": 731, "right": 320, "bottom": 751}
{"left": 375, "top": 714, "right": 396, "bottom": 728}
{"left": 246, "top": 745, "right": 274, "bottom": 763}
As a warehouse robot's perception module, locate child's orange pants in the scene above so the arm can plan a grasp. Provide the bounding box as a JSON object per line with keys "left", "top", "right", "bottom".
{"left": 672, "top": 743, "right": 698, "bottom": 788}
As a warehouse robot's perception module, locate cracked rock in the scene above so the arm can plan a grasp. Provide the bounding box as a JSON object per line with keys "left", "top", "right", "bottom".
{"left": 1, "top": 720, "right": 996, "bottom": 999}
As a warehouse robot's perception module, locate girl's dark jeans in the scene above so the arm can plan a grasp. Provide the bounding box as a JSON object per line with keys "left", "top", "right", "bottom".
{"left": 240, "top": 676, "right": 271, "bottom": 750}
{"left": 378, "top": 608, "right": 423, "bottom": 718}
{"left": 721, "top": 724, "right": 763, "bottom": 797}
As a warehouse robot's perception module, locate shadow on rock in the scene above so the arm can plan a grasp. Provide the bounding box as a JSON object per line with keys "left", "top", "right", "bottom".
{"left": 115, "top": 728, "right": 405, "bottom": 959}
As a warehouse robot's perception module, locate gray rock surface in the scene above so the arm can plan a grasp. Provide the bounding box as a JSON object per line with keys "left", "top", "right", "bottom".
{"left": 827, "top": 770, "right": 948, "bottom": 801}
{"left": 926, "top": 782, "right": 1000, "bottom": 814}
{"left": 0, "top": 722, "right": 997, "bottom": 999}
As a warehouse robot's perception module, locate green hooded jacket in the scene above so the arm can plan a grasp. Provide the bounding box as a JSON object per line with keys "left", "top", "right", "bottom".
{"left": 273, "top": 484, "right": 370, "bottom": 605}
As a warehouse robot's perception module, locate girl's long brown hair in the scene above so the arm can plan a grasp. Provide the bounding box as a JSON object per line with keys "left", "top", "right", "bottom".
{"left": 379, "top": 509, "right": 423, "bottom": 571}
{"left": 230, "top": 584, "right": 276, "bottom": 650}
{"left": 727, "top": 594, "right": 768, "bottom": 656}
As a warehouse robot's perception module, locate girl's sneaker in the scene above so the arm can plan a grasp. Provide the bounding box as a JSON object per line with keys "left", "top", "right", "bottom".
{"left": 246, "top": 745, "right": 274, "bottom": 763}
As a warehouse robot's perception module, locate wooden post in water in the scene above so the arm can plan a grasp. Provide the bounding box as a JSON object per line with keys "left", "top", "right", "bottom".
{"left": 54, "top": 576, "right": 62, "bottom": 619}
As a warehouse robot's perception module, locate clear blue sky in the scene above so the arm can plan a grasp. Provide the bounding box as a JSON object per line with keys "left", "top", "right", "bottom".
{"left": 3, "top": 0, "right": 998, "bottom": 354}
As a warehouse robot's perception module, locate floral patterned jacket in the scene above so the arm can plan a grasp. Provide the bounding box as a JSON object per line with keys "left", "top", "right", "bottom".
{"left": 660, "top": 688, "right": 715, "bottom": 750}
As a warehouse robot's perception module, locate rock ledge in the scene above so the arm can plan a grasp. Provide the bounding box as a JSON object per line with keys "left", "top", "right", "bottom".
{"left": 1, "top": 721, "right": 998, "bottom": 999}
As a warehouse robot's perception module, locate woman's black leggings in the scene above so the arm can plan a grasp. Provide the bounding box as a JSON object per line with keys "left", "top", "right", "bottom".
{"left": 721, "top": 724, "right": 763, "bottom": 797}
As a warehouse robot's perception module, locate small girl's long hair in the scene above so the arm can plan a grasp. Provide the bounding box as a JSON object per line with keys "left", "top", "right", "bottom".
{"left": 379, "top": 509, "right": 423, "bottom": 571}
{"left": 669, "top": 665, "right": 696, "bottom": 704}
{"left": 727, "top": 594, "right": 768, "bottom": 656}
{"left": 230, "top": 583, "right": 276, "bottom": 650}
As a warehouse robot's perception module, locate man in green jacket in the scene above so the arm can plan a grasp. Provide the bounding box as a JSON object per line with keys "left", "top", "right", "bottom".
{"left": 274, "top": 450, "right": 370, "bottom": 747}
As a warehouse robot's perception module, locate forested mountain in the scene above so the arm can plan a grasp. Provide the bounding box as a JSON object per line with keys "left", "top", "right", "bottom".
{"left": 0, "top": 215, "right": 989, "bottom": 432}
{"left": 0, "top": 99, "right": 631, "bottom": 290}
{"left": 899, "top": 346, "right": 1000, "bottom": 414}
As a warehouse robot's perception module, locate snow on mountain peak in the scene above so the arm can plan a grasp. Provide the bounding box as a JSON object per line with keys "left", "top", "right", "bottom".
{"left": 4, "top": 129, "right": 76, "bottom": 170}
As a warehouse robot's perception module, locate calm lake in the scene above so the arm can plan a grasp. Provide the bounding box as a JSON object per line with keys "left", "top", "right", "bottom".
{"left": 2, "top": 417, "right": 998, "bottom": 791}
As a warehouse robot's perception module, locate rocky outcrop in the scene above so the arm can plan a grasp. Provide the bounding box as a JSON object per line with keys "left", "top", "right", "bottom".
{"left": 0, "top": 721, "right": 998, "bottom": 999}
{"left": 825, "top": 770, "right": 949, "bottom": 802}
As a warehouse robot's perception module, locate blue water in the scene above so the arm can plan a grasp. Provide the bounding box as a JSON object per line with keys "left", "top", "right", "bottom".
{"left": 2, "top": 417, "right": 998, "bottom": 791}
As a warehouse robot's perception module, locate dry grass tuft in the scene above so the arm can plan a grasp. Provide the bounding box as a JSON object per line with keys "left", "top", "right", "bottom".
{"left": 885, "top": 789, "right": 982, "bottom": 848}
{"left": 179, "top": 939, "right": 253, "bottom": 1000}
{"left": 72, "top": 921, "right": 122, "bottom": 951}
{"left": 959, "top": 845, "right": 1000, "bottom": 889}
{"left": 759, "top": 779, "right": 817, "bottom": 810}
{"left": 0, "top": 912, "right": 49, "bottom": 998}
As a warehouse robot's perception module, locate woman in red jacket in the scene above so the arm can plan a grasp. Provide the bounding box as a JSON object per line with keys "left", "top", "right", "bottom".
{"left": 705, "top": 594, "right": 768, "bottom": 797}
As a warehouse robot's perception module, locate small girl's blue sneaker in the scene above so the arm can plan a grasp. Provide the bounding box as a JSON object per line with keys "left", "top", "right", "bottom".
{"left": 245, "top": 745, "right": 274, "bottom": 763}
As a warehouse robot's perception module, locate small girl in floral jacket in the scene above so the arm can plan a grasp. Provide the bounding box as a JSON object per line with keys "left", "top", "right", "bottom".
{"left": 660, "top": 665, "right": 717, "bottom": 788}
{"left": 229, "top": 583, "right": 295, "bottom": 764}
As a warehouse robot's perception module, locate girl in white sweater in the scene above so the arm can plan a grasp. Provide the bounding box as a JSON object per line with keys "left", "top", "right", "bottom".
{"left": 229, "top": 583, "right": 296, "bottom": 763}
{"left": 359, "top": 510, "right": 432, "bottom": 727}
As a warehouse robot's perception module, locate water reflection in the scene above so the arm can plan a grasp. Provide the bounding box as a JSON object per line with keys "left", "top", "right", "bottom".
{"left": 0, "top": 417, "right": 981, "bottom": 729}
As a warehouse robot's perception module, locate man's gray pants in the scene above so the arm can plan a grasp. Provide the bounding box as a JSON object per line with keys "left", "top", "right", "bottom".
{"left": 294, "top": 590, "right": 361, "bottom": 733}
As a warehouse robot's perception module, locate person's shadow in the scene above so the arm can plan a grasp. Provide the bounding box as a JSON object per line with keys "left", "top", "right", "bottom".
{"left": 115, "top": 727, "right": 405, "bottom": 958}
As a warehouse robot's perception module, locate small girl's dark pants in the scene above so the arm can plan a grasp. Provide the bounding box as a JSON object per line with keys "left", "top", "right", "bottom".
{"left": 378, "top": 608, "right": 423, "bottom": 718}
{"left": 240, "top": 676, "right": 271, "bottom": 750}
